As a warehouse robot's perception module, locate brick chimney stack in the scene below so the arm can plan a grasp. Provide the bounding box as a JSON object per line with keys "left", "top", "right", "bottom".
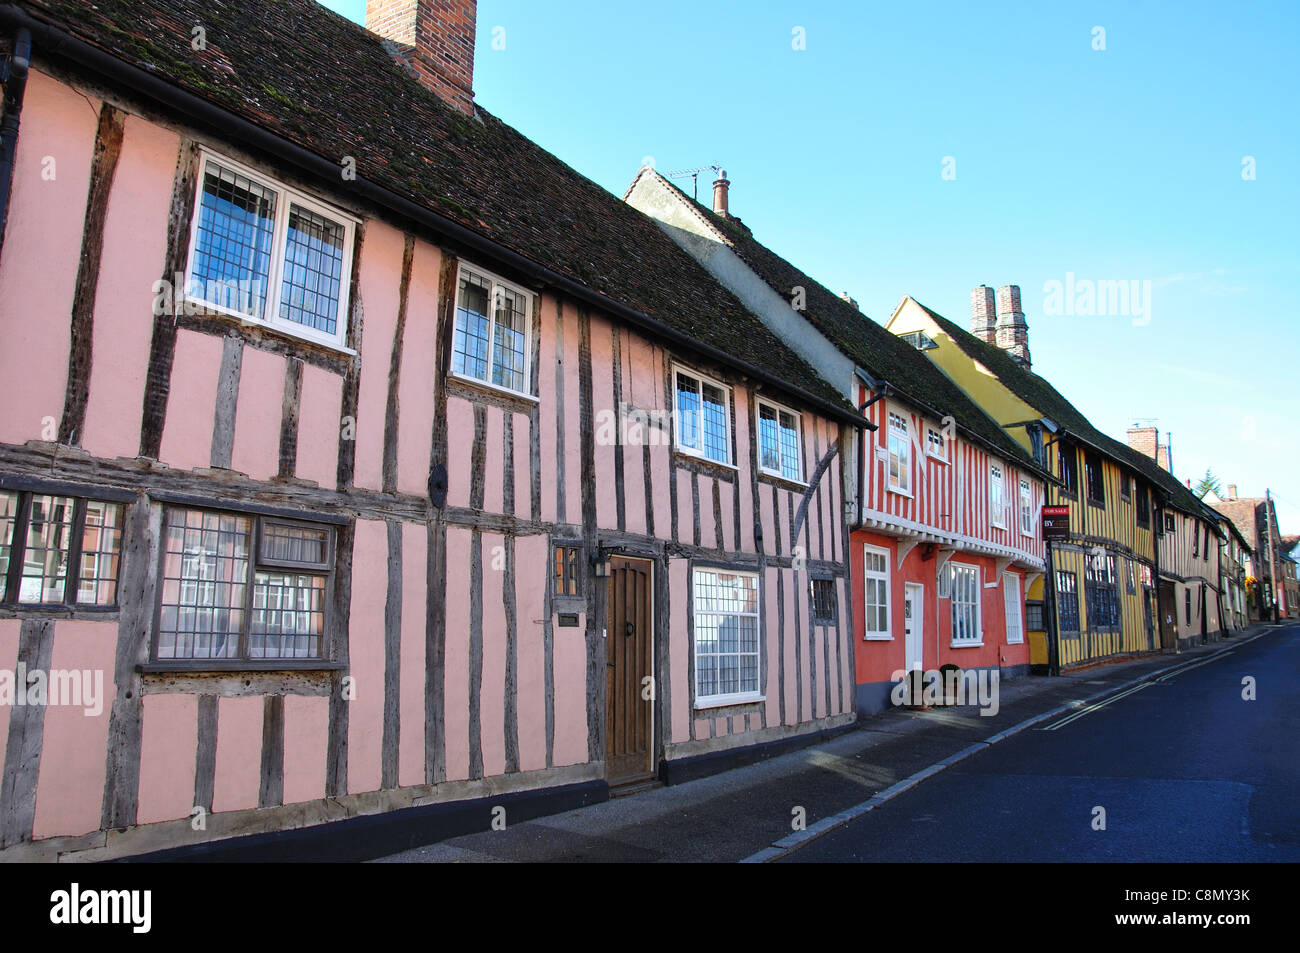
{"left": 1126, "top": 425, "right": 1172, "bottom": 473}
{"left": 712, "top": 171, "right": 730, "bottom": 217}
{"left": 970, "top": 285, "right": 996, "bottom": 345}
{"left": 366, "top": 0, "right": 477, "bottom": 115}
{"left": 1227, "top": 483, "right": 1238, "bottom": 499}
{"left": 995, "top": 284, "right": 1031, "bottom": 370}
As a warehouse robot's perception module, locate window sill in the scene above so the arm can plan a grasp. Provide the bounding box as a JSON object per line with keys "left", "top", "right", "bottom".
{"left": 447, "top": 370, "right": 538, "bottom": 405}
{"left": 673, "top": 450, "right": 738, "bottom": 475}
{"left": 886, "top": 485, "right": 913, "bottom": 499}
{"left": 949, "top": 640, "right": 984, "bottom": 649}
{"left": 182, "top": 297, "right": 354, "bottom": 354}
{"left": 757, "top": 470, "right": 808, "bottom": 492}
{"left": 694, "top": 693, "right": 764, "bottom": 711}
{"left": 863, "top": 633, "right": 894, "bottom": 641}
{"left": 926, "top": 451, "right": 949, "bottom": 464}
{"left": 138, "top": 660, "right": 345, "bottom": 674}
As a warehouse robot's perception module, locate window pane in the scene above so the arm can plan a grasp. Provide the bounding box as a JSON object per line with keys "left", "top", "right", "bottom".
{"left": 0, "top": 491, "right": 16, "bottom": 586}
{"left": 77, "top": 501, "right": 122, "bottom": 606}
{"left": 278, "top": 203, "right": 345, "bottom": 335}
{"left": 453, "top": 271, "right": 491, "bottom": 381}
{"left": 18, "top": 495, "right": 75, "bottom": 604}
{"left": 779, "top": 411, "right": 801, "bottom": 481}
{"left": 192, "top": 161, "right": 276, "bottom": 317}
{"left": 157, "top": 509, "right": 249, "bottom": 660}
{"left": 701, "top": 383, "right": 729, "bottom": 463}
{"left": 758, "top": 404, "right": 780, "bottom": 472}
{"left": 260, "top": 521, "right": 329, "bottom": 566}
{"left": 694, "top": 569, "right": 759, "bottom": 697}
{"left": 676, "top": 373, "right": 700, "bottom": 450}
{"left": 491, "top": 286, "right": 528, "bottom": 392}
{"left": 249, "top": 571, "right": 325, "bottom": 659}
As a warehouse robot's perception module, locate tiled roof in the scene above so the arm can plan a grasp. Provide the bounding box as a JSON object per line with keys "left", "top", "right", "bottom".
{"left": 914, "top": 302, "right": 1216, "bottom": 520}
{"left": 635, "top": 173, "right": 1042, "bottom": 473}
{"left": 13, "top": 0, "right": 858, "bottom": 418}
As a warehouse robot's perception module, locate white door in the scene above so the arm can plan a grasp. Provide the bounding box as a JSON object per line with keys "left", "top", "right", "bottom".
{"left": 904, "top": 584, "right": 924, "bottom": 671}
{"left": 1003, "top": 573, "right": 1023, "bottom": 644}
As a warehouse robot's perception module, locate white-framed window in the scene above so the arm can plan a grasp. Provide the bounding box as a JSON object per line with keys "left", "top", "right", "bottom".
{"left": 693, "top": 567, "right": 760, "bottom": 705}
{"left": 1019, "top": 478, "right": 1034, "bottom": 536}
{"left": 185, "top": 150, "right": 357, "bottom": 349}
{"left": 887, "top": 411, "right": 911, "bottom": 494}
{"left": 949, "top": 562, "right": 981, "bottom": 645}
{"left": 926, "top": 427, "right": 947, "bottom": 462}
{"left": 862, "top": 544, "right": 891, "bottom": 639}
{"left": 1002, "top": 572, "right": 1023, "bottom": 644}
{"left": 989, "top": 463, "right": 1006, "bottom": 527}
{"left": 674, "top": 366, "right": 733, "bottom": 465}
{"left": 450, "top": 264, "right": 532, "bottom": 396}
{"left": 756, "top": 397, "right": 803, "bottom": 482}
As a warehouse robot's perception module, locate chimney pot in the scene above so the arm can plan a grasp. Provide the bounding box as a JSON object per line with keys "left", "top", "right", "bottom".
{"left": 970, "top": 285, "right": 996, "bottom": 344}
{"left": 712, "top": 171, "right": 730, "bottom": 217}
{"left": 367, "top": 0, "right": 477, "bottom": 115}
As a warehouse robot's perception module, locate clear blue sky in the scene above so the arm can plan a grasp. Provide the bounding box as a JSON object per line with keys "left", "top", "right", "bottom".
{"left": 322, "top": 0, "right": 1300, "bottom": 533}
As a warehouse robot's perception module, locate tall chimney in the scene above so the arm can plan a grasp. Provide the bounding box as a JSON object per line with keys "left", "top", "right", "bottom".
{"left": 995, "top": 284, "right": 1031, "bottom": 370}
{"left": 970, "top": 285, "right": 996, "bottom": 345}
{"left": 366, "top": 0, "right": 477, "bottom": 115}
{"left": 1126, "top": 425, "right": 1158, "bottom": 460}
{"left": 712, "top": 171, "right": 730, "bottom": 217}
{"left": 1228, "top": 484, "right": 1238, "bottom": 499}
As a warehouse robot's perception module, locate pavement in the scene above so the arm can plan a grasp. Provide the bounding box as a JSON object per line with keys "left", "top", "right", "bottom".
{"left": 373, "top": 622, "right": 1289, "bottom": 863}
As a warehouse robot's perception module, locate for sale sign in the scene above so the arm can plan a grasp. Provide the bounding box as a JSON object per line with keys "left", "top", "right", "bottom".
{"left": 1042, "top": 505, "right": 1071, "bottom": 540}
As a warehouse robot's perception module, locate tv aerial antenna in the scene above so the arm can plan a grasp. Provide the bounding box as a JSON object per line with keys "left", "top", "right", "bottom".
{"left": 665, "top": 165, "right": 723, "bottom": 203}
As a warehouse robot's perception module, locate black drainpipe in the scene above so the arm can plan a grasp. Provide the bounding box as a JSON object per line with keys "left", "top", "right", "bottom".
{"left": 0, "top": 24, "right": 31, "bottom": 262}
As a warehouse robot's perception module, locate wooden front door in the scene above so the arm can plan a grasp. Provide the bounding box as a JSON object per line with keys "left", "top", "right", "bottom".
{"left": 605, "top": 556, "right": 653, "bottom": 784}
{"left": 1157, "top": 581, "right": 1177, "bottom": 650}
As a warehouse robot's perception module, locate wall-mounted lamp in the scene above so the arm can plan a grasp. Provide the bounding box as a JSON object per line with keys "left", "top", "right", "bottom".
{"left": 591, "top": 549, "right": 612, "bottom": 578}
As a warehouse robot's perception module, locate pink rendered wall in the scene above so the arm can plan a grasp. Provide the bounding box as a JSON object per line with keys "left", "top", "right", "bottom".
{"left": 442, "top": 525, "right": 471, "bottom": 780}
{"left": 0, "top": 71, "right": 97, "bottom": 446}
{"left": 157, "top": 329, "right": 222, "bottom": 470}
{"left": 669, "top": 558, "right": 690, "bottom": 742}
{"left": 351, "top": 221, "right": 405, "bottom": 491}
{"left": 514, "top": 534, "right": 548, "bottom": 771}
{"left": 31, "top": 621, "right": 116, "bottom": 839}
{"left": 560, "top": 302, "right": 584, "bottom": 522}
{"left": 296, "top": 364, "right": 343, "bottom": 488}
{"left": 479, "top": 531, "right": 507, "bottom": 778}
{"left": 590, "top": 318, "right": 616, "bottom": 529}
{"left": 81, "top": 115, "right": 178, "bottom": 459}
{"left": 282, "top": 695, "right": 329, "bottom": 805}
{"left": 550, "top": 610, "right": 588, "bottom": 767}
{"left": 397, "top": 522, "right": 427, "bottom": 787}
{"left": 212, "top": 696, "right": 261, "bottom": 813}
{"left": 483, "top": 408, "right": 503, "bottom": 515}
{"left": 511, "top": 412, "right": 529, "bottom": 520}
{"left": 395, "top": 244, "right": 439, "bottom": 496}
{"left": 230, "top": 345, "right": 285, "bottom": 480}
{"left": 444, "top": 397, "right": 473, "bottom": 509}
{"left": 136, "top": 694, "right": 198, "bottom": 825}
{"left": 536, "top": 296, "right": 559, "bottom": 524}
{"left": 346, "top": 518, "right": 386, "bottom": 794}
{"left": 763, "top": 566, "right": 780, "bottom": 727}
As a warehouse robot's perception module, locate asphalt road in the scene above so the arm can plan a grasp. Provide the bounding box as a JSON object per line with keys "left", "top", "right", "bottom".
{"left": 784, "top": 623, "right": 1300, "bottom": 862}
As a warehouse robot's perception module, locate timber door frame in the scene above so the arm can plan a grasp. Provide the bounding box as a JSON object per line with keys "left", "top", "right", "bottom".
{"left": 603, "top": 554, "right": 656, "bottom": 785}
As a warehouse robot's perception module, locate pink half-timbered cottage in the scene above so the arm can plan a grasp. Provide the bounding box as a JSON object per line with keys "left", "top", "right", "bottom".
{"left": 626, "top": 171, "right": 1053, "bottom": 714}
{"left": 0, "top": 0, "right": 865, "bottom": 859}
